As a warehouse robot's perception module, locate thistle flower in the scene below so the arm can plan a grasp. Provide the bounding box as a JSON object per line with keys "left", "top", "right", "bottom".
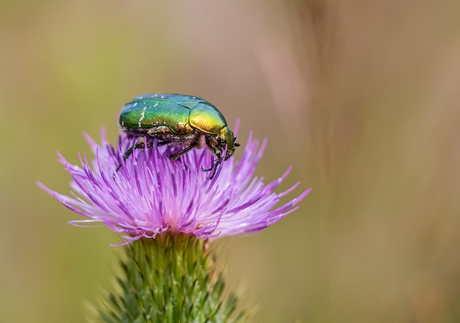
{"left": 38, "top": 123, "right": 310, "bottom": 245}
{"left": 38, "top": 122, "right": 311, "bottom": 322}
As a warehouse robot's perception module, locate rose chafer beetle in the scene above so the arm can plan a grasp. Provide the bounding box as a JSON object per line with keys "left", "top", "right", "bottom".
{"left": 118, "top": 93, "right": 240, "bottom": 178}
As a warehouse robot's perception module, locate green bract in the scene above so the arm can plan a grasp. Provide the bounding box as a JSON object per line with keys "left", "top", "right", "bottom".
{"left": 118, "top": 94, "right": 239, "bottom": 178}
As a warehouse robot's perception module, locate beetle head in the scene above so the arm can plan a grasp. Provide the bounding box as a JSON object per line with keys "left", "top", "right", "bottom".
{"left": 217, "top": 126, "right": 240, "bottom": 160}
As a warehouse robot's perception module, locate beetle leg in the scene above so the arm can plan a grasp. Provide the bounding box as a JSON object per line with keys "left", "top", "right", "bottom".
{"left": 201, "top": 160, "right": 215, "bottom": 172}
{"left": 201, "top": 153, "right": 223, "bottom": 179}
{"left": 167, "top": 142, "right": 197, "bottom": 161}
{"left": 116, "top": 140, "right": 152, "bottom": 172}
{"left": 201, "top": 135, "right": 225, "bottom": 179}
{"left": 157, "top": 140, "right": 171, "bottom": 147}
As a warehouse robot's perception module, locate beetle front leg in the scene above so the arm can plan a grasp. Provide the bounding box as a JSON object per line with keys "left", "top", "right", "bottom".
{"left": 201, "top": 135, "right": 225, "bottom": 179}
{"left": 201, "top": 152, "right": 223, "bottom": 180}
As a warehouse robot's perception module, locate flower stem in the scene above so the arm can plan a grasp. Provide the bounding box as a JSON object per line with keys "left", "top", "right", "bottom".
{"left": 98, "top": 234, "right": 246, "bottom": 323}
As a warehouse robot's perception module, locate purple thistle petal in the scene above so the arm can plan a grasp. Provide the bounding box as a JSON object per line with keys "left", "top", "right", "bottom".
{"left": 38, "top": 127, "right": 310, "bottom": 244}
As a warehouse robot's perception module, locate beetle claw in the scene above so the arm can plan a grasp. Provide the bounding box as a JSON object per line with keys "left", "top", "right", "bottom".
{"left": 202, "top": 166, "right": 211, "bottom": 172}
{"left": 201, "top": 163, "right": 214, "bottom": 172}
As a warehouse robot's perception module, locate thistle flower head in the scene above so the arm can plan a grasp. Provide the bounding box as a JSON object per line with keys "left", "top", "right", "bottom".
{"left": 38, "top": 123, "right": 310, "bottom": 244}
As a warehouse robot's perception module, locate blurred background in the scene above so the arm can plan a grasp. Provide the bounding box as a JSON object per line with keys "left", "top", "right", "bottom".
{"left": 2, "top": 0, "right": 460, "bottom": 322}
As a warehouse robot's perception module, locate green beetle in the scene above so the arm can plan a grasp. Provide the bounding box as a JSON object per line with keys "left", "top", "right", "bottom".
{"left": 118, "top": 94, "right": 239, "bottom": 178}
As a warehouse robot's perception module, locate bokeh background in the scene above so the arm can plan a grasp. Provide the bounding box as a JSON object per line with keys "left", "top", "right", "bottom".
{"left": 2, "top": 0, "right": 460, "bottom": 322}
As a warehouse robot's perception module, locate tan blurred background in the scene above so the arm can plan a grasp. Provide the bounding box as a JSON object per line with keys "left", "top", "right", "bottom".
{"left": 2, "top": 0, "right": 460, "bottom": 322}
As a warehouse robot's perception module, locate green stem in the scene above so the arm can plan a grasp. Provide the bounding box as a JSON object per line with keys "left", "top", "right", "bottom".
{"left": 97, "top": 234, "right": 246, "bottom": 323}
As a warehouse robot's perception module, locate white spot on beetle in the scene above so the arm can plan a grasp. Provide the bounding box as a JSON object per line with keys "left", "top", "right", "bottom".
{"left": 133, "top": 102, "right": 137, "bottom": 107}
{"left": 160, "top": 95, "right": 164, "bottom": 98}
{"left": 138, "top": 106, "right": 148, "bottom": 127}
{"left": 154, "top": 102, "right": 158, "bottom": 107}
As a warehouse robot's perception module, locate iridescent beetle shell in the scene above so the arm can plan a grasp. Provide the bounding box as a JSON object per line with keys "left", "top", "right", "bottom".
{"left": 118, "top": 94, "right": 239, "bottom": 178}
